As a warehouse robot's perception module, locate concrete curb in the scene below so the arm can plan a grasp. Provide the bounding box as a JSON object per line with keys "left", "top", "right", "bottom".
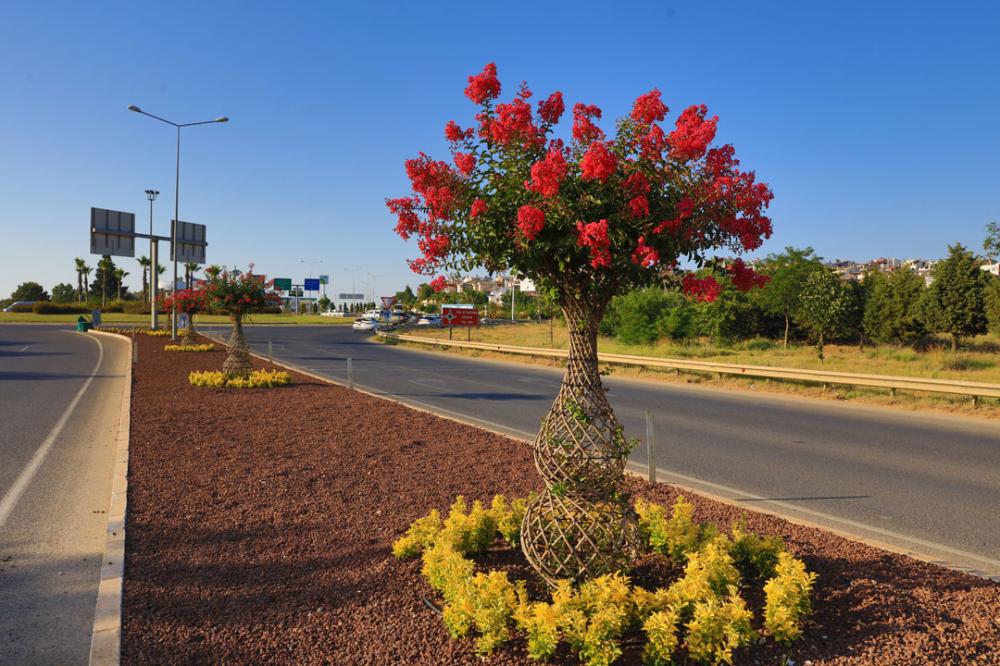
{"left": 87, "top": 330, "right": 132, "bottom": 666}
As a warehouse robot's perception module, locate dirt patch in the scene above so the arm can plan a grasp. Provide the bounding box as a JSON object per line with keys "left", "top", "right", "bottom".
{"left": 123, "top": 333, "right": 1000, "bottom": 664}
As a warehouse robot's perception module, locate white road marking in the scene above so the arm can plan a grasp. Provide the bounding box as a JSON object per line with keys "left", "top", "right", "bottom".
{"left": 0, "top": 333, "right": 103, "bottom": 529}
{"left": 19, "top": 345, "right": 30, "bottom": 352}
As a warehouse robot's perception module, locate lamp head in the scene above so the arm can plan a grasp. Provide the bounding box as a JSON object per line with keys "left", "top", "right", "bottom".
{"left": 128, "top": 104, "right": 142, "bottom": 113}
{"left": 145, "top": 189, "right": 159, "bottom": 201}
{"left": 215, "top": 116, "right": 229, "bottom": 123}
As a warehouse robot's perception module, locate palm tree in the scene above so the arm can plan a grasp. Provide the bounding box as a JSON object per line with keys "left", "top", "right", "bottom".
{"left": 184, "top": 261, "right": 200, "bottom": 289}
{"left": 82, "top": 264, "right": 92, "bottom": 302}
{"left": 114, "top": 268, "right": 128, "bottom": 301}
{"left": 138, "top": 256, "right": 151, "bottom": 301}
{"left": 74, "top": 258, "right": 86, "bottom": 301}
{"left": 98, "top": 256, "right": 114, "bottom": 306}
{"left": 204, "top": 264, "right": 223, "bottom": 280}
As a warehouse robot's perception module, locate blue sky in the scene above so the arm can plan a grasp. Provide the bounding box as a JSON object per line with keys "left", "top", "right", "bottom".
{"left": 1, "top": 1, "right": 998, "bottom": 300}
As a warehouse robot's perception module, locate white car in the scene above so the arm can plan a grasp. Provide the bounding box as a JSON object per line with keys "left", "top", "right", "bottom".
{"left": 352, "top": 318, "right": 377, "bottom": 331}
{"left": 416, "top": 316, "right": 441, "bottom": 327}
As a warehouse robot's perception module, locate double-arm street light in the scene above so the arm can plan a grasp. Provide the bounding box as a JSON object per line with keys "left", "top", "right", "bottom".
{"left": 128, "top": 105, "right": 228, "bottom": 339}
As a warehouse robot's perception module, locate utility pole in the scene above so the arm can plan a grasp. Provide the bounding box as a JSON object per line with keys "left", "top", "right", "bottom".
{"left": 145, "top": 189, "right": 160, "bottom": 329}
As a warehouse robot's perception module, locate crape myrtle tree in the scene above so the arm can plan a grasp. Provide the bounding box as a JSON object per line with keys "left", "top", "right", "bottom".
{"left": 159, "top": 288, "right": 208, "bottom": 345}
{"left": 201, "top": 266, "right": 281, "bottom": 376}
{"left": 387, "top": 64, "right": 774, "bottom": 584}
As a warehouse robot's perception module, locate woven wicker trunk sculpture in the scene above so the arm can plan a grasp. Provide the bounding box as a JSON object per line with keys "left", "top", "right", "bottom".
{"left": 223, "top": 316, "right": 252, "bottom": 377}
{"left": 521, "top": 296, "right": 640, "bottom": 584}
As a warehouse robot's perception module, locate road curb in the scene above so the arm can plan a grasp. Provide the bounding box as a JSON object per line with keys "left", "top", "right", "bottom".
{"left": 87, "top": 330, "right": 132, "bottom": 666}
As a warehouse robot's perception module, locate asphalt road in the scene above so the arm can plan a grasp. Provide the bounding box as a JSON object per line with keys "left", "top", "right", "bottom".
{"left": 0, "top": 325, "right": 128, "bottom": 664}
{"left": 204, "top": 324, "right": 1000, "bottom": 579}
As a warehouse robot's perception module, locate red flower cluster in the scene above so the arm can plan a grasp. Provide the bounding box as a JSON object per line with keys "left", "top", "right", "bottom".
{"left": 470, "top": 198, "right": 488, "bottom": 219}
{"left": 669, "top": 105, "right": 718, "bottom": 161}
{"left": 631, "top": 236, "right": 660, "bottom": 268}
{"left": 727, "top": 259, "right": 769, "bottom": 291}
{"left": 624, "top": 172, "right": 650, "bottom": 196}
{"left": 682, "top": 274, "right": 721, "bottom": 302}
{"left": 159, "top": 287, "right": 207, "bottom": 314}
{"left": 429, "top": 276, "right": 448, "bottom": 292}
{"left": 464, "top": 63, "right": 501, "bottom": 104}
{"left": 572, "top": 103, "right": 604, "bottom": 144}
{"left": 489, "top": 97, "right": 540, "bottom": 148}
{"left": 454, "top": 152, "right": 476, "bottom": 176}
{"left": 576, "top": 219, "right": 611, "bottom": 268}
{"left": 631, "top": 89, "right": 669, "bottom": 125}
{"left": 628, "top": 196, "right": 649, "bottom": 219}
{"left": 405, "top": 153, "right": 457, "bottom": 220}
{"left": 525, "top": 147, "right": 568, "bottom": 197}
{"left": 445, "top": 120, "right": 472, "bottom": 142}
{"left": 386, "top": 196, "right": 421, "bottom": 239}
{"left": 538, "top": 91, "right": 565, "bottom": 125}
{"left": 652, "top": 197, "right": 695, "bottom": 235}
{"left": 517, "top": 205, "right": 545, "bottom": 240}
{"left": 580, "top": 141, "right": 617, "bottom": 182}
{"left": 418, "top": 233, "right": 451, "bottom": 261}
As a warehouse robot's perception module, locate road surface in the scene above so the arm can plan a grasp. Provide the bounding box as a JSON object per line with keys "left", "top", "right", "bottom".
{"left": 0, "top": 325, "right": 128, "bottom": 664}
{"left": 203, "top": 324, "right": 1000, "bottom": 579}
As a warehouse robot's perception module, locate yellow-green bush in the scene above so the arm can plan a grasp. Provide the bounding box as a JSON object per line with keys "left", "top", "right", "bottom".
{"left": 93, "top": 326, "right": 171, "bottom": 337}
{"left": 764, "top": 551, "right": 817, "bottom": 644}
{"left": 188, "top": 369, "right": 291, "bottom": 388}
{"left": 395, "top": 494, "right": 816, "bottom": 665}
{"left": 164, "top": 343, "right": 214, "bottom": 352}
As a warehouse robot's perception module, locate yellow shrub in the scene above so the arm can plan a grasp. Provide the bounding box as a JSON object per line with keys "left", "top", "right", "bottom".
{"left": 764, "top": 552, "right": 816, "bottom": 644}
{"left": 491, "top": 494, "right": 531, "bottom": 546}
{"left": 666, "top": 539, "right": 740, "bottom": 616}
{"left": 188, "top": 369, "right": 291, "bottom": 388}
{"left": 392, "top": 509, "right": 442, "bottom": 558}
{"left": 440, "top": 496, "right": 497, "bottom": 555}
{"left": 636, "top": 496, "right": 717, "bottom": 563}
{"left": 164, "top": 343, "right": 214, "bottom": 352}
{"left": 642, "top": 608, "right": 680, "bottom": 666}
{"left": 514, "top": 601, "right": 562, "bottom": 661}
{"left": 683, "top": 587, "right": 755, "bottom": 665}
{"left": 420, "top": 543, "right": 474, "bottom": 601}
{"left": 730, "top": 518, "right": 785, "bottom": 579}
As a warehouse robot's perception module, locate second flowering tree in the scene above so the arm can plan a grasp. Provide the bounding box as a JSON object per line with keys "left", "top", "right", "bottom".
{"left": 388, "top": 63, "right": 773, "bottom": 584}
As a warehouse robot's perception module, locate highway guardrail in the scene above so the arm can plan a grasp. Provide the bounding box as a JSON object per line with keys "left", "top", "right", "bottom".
{"left": 379, "top": 332, "right": 1000, "bottom": 400}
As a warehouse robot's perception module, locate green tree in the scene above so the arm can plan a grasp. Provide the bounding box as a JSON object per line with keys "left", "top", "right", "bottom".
{"left": 921, "top": 244, "right": 988, "bottom": 351}
{"left": 395, "top": 285, "right": 417, "bottom": 307}
{"left": 657, "top": 294, "right": 696, "bottom": 341}
{"left": 983, "top": 221, "right": 1000, "bottom": 263}
{"left": 74, "top": 257, "right": 86, "bottom": 301}
{"left": 90, "top": 255, "right": 119, "bottom": 305}
{"left": 82, "top": 263, "right": 92, "bottom": 301}
{"left": 137, "top": 256, "right": 151, "bottom": 300}
{"left": 606, "top": 288, "right": 673, "bottom": 345}
{"left": 884, "top": 269, "right": 926, "bottom": 344}
{"left": 797, "top": 269, "right": 851, "bottom": 362}
{"left": 11, "top": 281, "right": 49, "bottom": 301}
{"left": 695, "top": 274, "right": 762, "bottom": 343}
{"left": 753, "top": 247, "right": 823, "bottom": 348}
{"left": 114, "top": 268, "right": 128, "bottom": 301}
{"left": 862, "top": 271, "right": 891, "bottom": 344}
{"left": 51, "top": 283, "right": 76, "bottom": 303}
{"left": 985, "top": 277, "right": 1000, "bottom": 336}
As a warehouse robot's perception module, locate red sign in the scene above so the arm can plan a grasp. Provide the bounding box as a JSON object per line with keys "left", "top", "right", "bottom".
{"left": 441, "top": 306, "right": 479, "bottom": 327}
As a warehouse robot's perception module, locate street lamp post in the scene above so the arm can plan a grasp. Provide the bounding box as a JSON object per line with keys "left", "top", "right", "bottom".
{"left": 128, "top": 105, "right": 228, "bottom": 339}
{"left": 367, "top": 272, "right": 383, "bottom": 305}
{"left": 344, "top": 266, "right": 362, "bottom": 308}
{"left": 145, "top": 189, "right": 160, "bottom": 329}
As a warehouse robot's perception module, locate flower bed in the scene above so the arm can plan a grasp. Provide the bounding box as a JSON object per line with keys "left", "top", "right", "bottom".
{"left": 122, "top": 333, "right": 1000, "bottom": 664}
{"left": 93, "top": 326, "right": 172, "bottom": 337}
{"left": 164, "top": 343, "right": 215, "bottom": 352}
{"left": 188, "top": 369, "right": 290, "bottom": 388}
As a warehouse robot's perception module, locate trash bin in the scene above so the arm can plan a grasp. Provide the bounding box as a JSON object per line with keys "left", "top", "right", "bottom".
{"left": 76, "top": 315, "right": 91, "bottom": 332}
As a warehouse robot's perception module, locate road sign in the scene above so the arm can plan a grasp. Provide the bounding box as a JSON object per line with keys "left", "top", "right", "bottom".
{"left": 339, "top": 292, "right": 365, "bottom": 300}
{"left": 304, "top": 278, "right": 320, "bottom": 291}
{"left": 90, "top": 207, "right": 136, "bottom": 257}
{"left": 319, "top": 274, "right": 329, "bottom": 285}
{"left": 171, "top": 220, "right": 207, "bottom": 264}
{"left": 274, "top": 278, "right": 292, "bottom": 291}
{"left": 381, "top": 296, "right": 397, "bottom": 309}
{"left": 442, "top": 305, "right": 479, "bottom": 327}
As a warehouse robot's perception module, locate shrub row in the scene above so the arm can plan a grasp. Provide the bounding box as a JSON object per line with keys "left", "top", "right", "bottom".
{"left": 188, "top": 369, "right": 291, "bottom": 388}
{"left": 394, "top": 495, "right": 816, "bottom": 665}
{"left": 163, "top": 344, "right": 215, "bottom": 352}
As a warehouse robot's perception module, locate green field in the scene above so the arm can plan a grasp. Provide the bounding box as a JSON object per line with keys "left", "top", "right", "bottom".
{"left": 0, "top": 312, "right": 353, "bottom": 326}
{"left": 408, "top": 321, "right": 1000, "bottom": 384}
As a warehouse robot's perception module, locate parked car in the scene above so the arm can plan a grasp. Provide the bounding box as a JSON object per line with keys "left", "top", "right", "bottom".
{"left": 3, "top": 300, "right": 37, "bottom": 312}
{"left": 416, "top": 315, "right": 441, "bottom": 327}
{"left": 352, "top": 318, "right": 377, "bottom": 332}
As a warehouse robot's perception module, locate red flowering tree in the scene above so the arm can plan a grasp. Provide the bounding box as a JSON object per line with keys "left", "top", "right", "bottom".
{"left": 201, "top": 267, "right": 281, "bottom": 376}
{"left": 159, "top": 288, "right": 208, "bottom": 345}
{"left": 387, "top": 64, "right": 773, "bottom": 584}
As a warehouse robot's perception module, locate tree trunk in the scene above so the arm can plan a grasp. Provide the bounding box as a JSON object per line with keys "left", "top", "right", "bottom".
{"left": 783, "top": 311, "right": 790, "bottom": 350}
{"left": 182, "top": 314, "right": 198, "bottom": 346}
{"left": 818, "top": 332, "right": 825, "bottom": 363}
{"left": 520, "top": 295, "right": 639, "bottom": 585}
{"left": 142, "top": 269, "right": 148, "bottom": 302}
{"left": 77, "top": 273, "right": 83, "bottom": 302}
{"left": 952, "top": 333, "right": 959, "bottom": 353}
{"left": 223, "top": 315, "right": 252, "bottom": 377}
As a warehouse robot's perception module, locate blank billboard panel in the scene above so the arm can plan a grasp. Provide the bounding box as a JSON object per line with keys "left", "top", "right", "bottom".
{"left": 172, "top": 219, "right": 207, "bottom": 264}
{"left": 90, "top": 207, "right": 136, "bottom": 257}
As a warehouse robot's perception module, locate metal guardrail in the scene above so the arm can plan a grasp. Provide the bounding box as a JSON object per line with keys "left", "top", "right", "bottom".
{"left": 381, "top": 332, "right": 1000, "bottom": 400}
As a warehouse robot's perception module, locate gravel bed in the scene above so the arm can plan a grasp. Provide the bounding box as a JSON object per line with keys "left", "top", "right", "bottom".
{"left": 122, "top": 333, "right": 1000, "bottom": 665}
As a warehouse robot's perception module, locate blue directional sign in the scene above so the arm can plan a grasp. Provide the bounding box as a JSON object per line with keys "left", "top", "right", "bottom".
{"left": 304, "top": 278, "right": 320, "bottom": 291}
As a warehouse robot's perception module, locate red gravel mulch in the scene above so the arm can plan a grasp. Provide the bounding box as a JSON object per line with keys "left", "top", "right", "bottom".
{"left": 122, "top": 333, "right": 1000, "bottom": 665}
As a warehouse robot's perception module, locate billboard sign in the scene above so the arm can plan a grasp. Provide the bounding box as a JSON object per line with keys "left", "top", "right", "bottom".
{"left": 273, "top": 278, "right": 292, "bottom": 291}
{"left": 339, "top": 292, "right": 365, "bottom": 300}
{"left": 304, "top": 278, "right": 320, "bottom": 291}
{"left": 441, "top": 305, "right": 479, "bottom": 327}
{"left": 171, "top": 219, "right": 207, "bottom": 264}
{"left": 90, "top": 207, "right": 136, "bottom": 257}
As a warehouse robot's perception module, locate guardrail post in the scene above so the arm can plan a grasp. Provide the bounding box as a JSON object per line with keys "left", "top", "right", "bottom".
{"left": 268, "top": 341, "right": 273, "bottom": 364}
{"left": 645, "top": 411, "right": 656, "bottom": 484}
{"left": 347, "top": 357, "right": 354, "bottom": 390}
{"left": 132, "top": 341, "right": 138, "bottom": 364}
